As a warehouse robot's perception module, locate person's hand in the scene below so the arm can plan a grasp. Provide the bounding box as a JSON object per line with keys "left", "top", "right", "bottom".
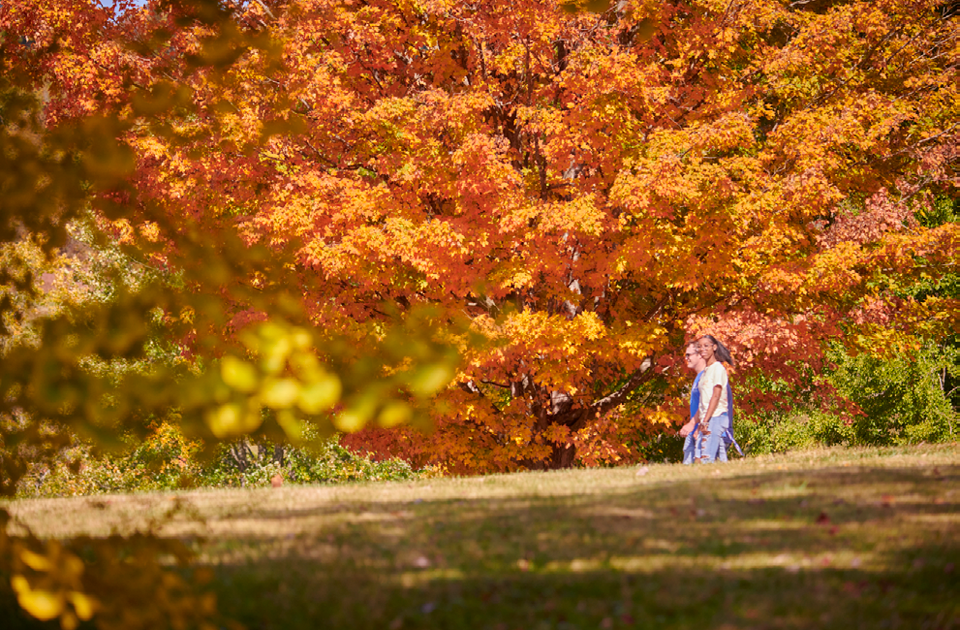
{"left": 679, "top": 420, "right": 696, "bottom": 437}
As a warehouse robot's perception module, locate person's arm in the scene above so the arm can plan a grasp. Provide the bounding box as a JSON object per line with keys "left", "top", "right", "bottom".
{"left": 699, "top": 385, "right": 723, "bottom": 424}
{"left": 679, "top": 417, "right": 697, "bottom": 437}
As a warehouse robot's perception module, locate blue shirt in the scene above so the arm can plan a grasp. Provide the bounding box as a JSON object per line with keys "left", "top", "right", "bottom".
{"left": 689, "top": 371, "right": 703, "bottom": 421}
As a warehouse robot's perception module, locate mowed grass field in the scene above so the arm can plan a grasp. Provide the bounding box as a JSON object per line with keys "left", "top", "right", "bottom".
{"left": 6, "top": 444, "right": 959, "bottom": 630}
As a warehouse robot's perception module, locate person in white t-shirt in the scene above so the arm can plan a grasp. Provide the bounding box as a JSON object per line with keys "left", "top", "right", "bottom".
{"left": 695, "top": 334, "right": 735, "bottom": 464}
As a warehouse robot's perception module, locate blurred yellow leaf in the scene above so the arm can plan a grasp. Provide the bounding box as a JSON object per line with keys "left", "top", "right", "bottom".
{"left": 409, "top": 364, "right": 453, "bottom": 397}
{"left": 296, "top": 376, "right": 341, "bottom": 414}
{"left": 67, "top": 591, "right": 96, "bottom": 621}
{"left": 260, "top": 377, "right": 300, "bottom": 409}
{"left": 11, "top": 577, "right": 63, "bottom": 621}
{"left": 220, "top": 356, "right": 258, "bottom": 393}
{"left": 378, "top": 401, "right": 412, "bottom": 428}
{"left": 290, "top": 327, "right": 312, "bottom": 350}
{"left": 19, "top": 549, "right": 52, "bottom": 571}
{"left": 333, "top": 409, "right": 368, "bottom": 433}
{"left": 206, "top": 402, "right": 262, "bottom": 438}
{"left": 260, "top": 336, "right": 292, "bottom": 374}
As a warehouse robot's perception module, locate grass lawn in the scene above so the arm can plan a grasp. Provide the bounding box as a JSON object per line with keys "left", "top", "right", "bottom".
{"left": 6, "top": 443, "right": 959, "bottom": 629}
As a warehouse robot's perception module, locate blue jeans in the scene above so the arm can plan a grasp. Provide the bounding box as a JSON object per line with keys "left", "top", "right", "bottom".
{"left": 698, "top": 413, "right": 729, "bottom": 464}
{"left": 682, "top": 424, "right": 699, "bottom": 464}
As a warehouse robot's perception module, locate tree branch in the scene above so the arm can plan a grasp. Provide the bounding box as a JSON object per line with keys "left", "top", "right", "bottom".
{"left": 591, "top": 357, "right": 656, "bottom": 416}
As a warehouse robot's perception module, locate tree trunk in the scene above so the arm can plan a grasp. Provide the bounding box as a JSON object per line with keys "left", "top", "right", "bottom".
{"left": 546, "top": 440, "right": 578, "bottom": 469}
{"left": 523, "top": 407, "right": 588, "bottom": 470}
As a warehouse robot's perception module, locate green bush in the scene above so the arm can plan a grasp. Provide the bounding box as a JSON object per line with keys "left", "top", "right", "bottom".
{"left": 736, "top": 410, "right": 856, "bottom": 456}
{"left": 199, "top": 439, "right": 421, "bottom": 488}
{"left": 829, "top": 341, "right": 958, "bottom": 445}
{"left": 17, "top": 424, "right": 427, "bottom": 498}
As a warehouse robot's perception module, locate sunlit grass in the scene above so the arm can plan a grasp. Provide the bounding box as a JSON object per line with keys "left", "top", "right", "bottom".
{"left": 6, "top": 443, "right": 958, "bottom": 629}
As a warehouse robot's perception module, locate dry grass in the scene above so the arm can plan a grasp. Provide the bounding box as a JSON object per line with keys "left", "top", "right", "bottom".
{"left": 6, "top": 443, "right": 959, "bottom": 629}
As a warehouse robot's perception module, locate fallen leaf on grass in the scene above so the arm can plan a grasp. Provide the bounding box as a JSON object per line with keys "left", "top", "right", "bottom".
{"left": 413, "top": 556, "right": 430, "bottom": 568}
{"left": 816, "top": 511, "right": 830, "bottom": 524}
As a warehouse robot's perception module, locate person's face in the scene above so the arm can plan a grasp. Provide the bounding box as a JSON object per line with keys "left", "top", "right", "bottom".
{"left": 684, "top": 345, "right": 701, "bottom": 371}
{"left": 697, "top": 338, "right": 717, "bottom": 362}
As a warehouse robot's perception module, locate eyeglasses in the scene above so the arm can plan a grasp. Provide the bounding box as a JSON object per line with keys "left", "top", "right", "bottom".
{"left": 684, "top": 352, "right": 697, "bottom": 358}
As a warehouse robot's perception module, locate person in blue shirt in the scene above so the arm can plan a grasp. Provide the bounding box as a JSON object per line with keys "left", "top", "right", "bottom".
{"left": 680, "top": 338, "right": 742, "bottom": 464}
{"left": 680, "top": 342, "right": 706, "bottom": 464}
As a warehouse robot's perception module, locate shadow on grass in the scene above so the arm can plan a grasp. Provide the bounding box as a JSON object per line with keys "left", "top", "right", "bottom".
{"left": 203, "top": 465, "right": 958, "bottom": 630}
{"left": 2, "top": 464, "right": 956, "bottom": 629}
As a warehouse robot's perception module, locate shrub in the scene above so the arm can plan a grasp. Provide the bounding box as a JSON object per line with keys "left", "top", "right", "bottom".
{"left": 17, "top": 424, "right": 427, "bottom": 498}
{"left": 735, "top": 410, "right": 856, "bottom": 456}
{"left": 829, "top": 341, "right": 958, "bottom": 445}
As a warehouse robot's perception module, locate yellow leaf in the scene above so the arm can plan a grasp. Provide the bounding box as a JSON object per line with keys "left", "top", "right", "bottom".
{"left": 378, "top": 401, "right": 412, "bottom": 428}
{"left": 333, "top": 409, "right": 368, "bottom": 433}
{"left": 297, "top": 376, "right": 341, "bottom": 414}
{"left": 409, "top": 364, "right": 453, "bottom": 397}
{"left": 260, "top": 377, "right": 300, "bottom": 409}
{"left": 334, "top": 394, "right": 377, "bottom": 433}
{"left": 220, "top": 356, "right": 259, "bottom": 393}
{"left": 13, "top": 583, "right": 63, "bottom": 621}
{"left": 206, "top": 402, "right": 262, "bottom": 437}
{"left": 19, "top": 549, "right": 52, "bottom": 572}
{"left": 290, "top": 327, "right": 312, "bottom": 350}
{"left": 67, "top": 592, "right": 96, "bottom": 621}
{"left": 10, "top": 575, "right": 30, "bottom": 594}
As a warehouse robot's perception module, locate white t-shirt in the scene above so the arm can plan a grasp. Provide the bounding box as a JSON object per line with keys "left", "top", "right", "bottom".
{"left": 698, "top": 362, "right": 729, "bottom": 424}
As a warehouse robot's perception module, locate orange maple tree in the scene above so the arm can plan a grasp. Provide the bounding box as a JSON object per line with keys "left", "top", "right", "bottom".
{"left": 3, "top": 0, "right": 957, "bottom": 474}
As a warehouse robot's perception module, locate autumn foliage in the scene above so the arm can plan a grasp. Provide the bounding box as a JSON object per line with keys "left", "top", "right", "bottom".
{"left": 2, "top": 0, "right": 958, "bottom": 472}
{"left": 0, "top": 0, "right": 957, "bottom": 627}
